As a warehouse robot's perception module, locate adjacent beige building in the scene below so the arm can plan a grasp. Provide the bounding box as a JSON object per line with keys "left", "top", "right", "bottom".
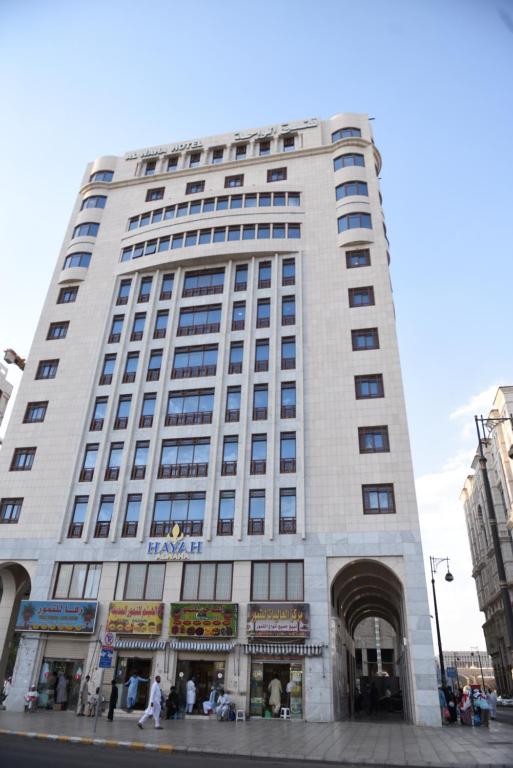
{"left": 460, "top": 386, "right": 513, "bottom": 695}
{"left": 0, "top": 363, "right": 13, "bottom": 432}
{"left": 0, "top": 114, "right": 439, "bottom": 724}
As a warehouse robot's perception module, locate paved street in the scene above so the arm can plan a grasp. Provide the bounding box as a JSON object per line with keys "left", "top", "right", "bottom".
{"left": 496, "top": 707, "right": 513, "bottom": 726}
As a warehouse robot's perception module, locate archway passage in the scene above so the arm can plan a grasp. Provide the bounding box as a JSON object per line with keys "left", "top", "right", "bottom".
{"left": 331, "top": 559, "right": 412, "bottom": 722}
{"left": 0, "top": 563, "right": 32, "bottom": 692}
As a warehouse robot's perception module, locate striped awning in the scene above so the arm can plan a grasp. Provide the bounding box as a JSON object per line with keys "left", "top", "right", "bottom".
{"left": 169, "top": 640, "right": 235, "bottom": 652}
{"left": 243, "top": 643, "right": 324, "bottom": 656}
{"left": 114, "top": 639, "right": 167, "bottom": 650}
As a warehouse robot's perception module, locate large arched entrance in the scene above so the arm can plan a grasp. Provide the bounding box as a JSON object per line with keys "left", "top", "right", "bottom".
{"left": 330, "top": 559, "right": 413, "bottom": 722}
{"left": 0, "top": 562, "right": 32, "bottom": 689}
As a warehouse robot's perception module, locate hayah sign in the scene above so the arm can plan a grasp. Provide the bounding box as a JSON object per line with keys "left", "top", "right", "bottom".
{"left": 15, "top": 600, "right": 98, "bottom": 633}
{"left": 247, "top": 604, "right": 310, "bottom": 638}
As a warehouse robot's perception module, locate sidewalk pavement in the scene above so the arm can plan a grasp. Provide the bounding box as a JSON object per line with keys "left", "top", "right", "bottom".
{"left": 1, "top": 710, "right": 512, "bottom": 766}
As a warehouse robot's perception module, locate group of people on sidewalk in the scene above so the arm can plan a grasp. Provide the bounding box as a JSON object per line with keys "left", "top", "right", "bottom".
{"left": 439, "top": 685, "right": 497, "bottom": 726}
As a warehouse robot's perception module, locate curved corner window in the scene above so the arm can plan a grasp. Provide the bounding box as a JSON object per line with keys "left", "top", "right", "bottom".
{"left": 90, "top": 170, "right": 114, "bottom": 182}
{"left": 73, "top": 222, "right": 99, "bottom": 238}
{"left": 336, "top": 181, "right": 368, "bottom": 200}
{"left": 332, "top": 127, "right": 361, "bottom": 142}
{"left": 81, "top": 195, "right": 107, "bottom": 210}
{"left": 63, "top": 252, "right": 91, "bottom": 269}
{"left": 333, "top": 153, "right": 365, "bottom": 171}
{"left": 338, "top": 212, "right": 372, "bottom": 232}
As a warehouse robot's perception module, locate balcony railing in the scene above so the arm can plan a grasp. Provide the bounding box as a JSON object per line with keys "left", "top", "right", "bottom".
{"left": 279, "top": 518, "right": 296, "bottom": 534}
{"left": 177, "top": 322, "right": 220, "bottom": 336}
{"left": 94, "top": 521, "right": 110, "bottom": 538}
{"left": 79, "top": 468, "right": 94, "bottom": 482}
{"left": 131, "top": 331, "right": 143, "bottom": 341}
{"left": 123, "top": 371, "right": 136, "bottom": 383}
{"left": 217, "top": 519, "right": 234, "bottom": 536}
{"left": 138, "top": 293, "right": 150, "bottom": 303}
{"left": 281, "top": 357, "right": 295, "bottom": 370}
{"left": 281, "top": 405, "right": 296, "bottom": 418}
{"left": 160, "top": 290, "right": 172, "bottom": 300}
{"left": 146, "top": 369, "right": 160, "bottom": 381}
{"left": 157, "top": 463, "right": 208, "bottom": 479}
{"left": 150, "top": 520, "right": 203, "bottom": 536}
{"left": 116, "top": 295, "right": 129, "bottom": 305}
{"left": 256, "top": 317, "right": 270, "bottom": 329}
{"left": 131, "top": 465, "right": 146, "bottom": 480}
{"left": 172, "top": 365, "right": 216, "bottom": 379}
{"left": 228, "top": 362, "right": 242, "bottom": 374}
{"left": 250, "top": 459, "right": 266, "bottom": 474}
{"left": 225, "top": 409, "right": 240, "bottom": 422}
{"left": 153, "top": 328, "right": 166, "bottom": 339}
{"left": 253, "top": 407, "right": 267, "bottom": 420}
{"left": 122, "top": 521, "right": 138, "bottom": 537}
{"left": 280, "top": 458, "right": 296, "bottom": 473}
{"left": 282, "top": 276, "right": 295, "bottom": 286}
{"left": 221, "top": 461, "right": 237, "bottom": 476}
{"left": 67, "top": 522, "right": 83, "bottom": 538}
{"left": 108, "top": 333, "right": 121, "bottom": 343}
{"left": 248, "top": 518, "right": 264, "bottom": 535}
{"left": 139, "top": 415, "right": 154, "bottom": 428}
{"left": 258, "top": 279, "right": 271, "bottom": 289}
{"left": 255, "top": 360, "right": 269, "bottom": 372}
{"left": 99, "top": 373, "right": 112, "bottom": 385}
{"left": 166, "top": 411, "right": 212, "bottom": 426}
{"left": 282, "top": 315, "right": 295, "bottom": 326}
{"left": 234, "top": 281, "right": 247, "bottom": 292}
{"left": 114, "top": 417, "right": 128, "bottom": 430}
{"left": 89, "top": 418, "right": 104, "bottom": 431}
{"left": 182, "top": 285, "right": 223, "bottom": 298}
{"left": 105, "top": 467, "right": 120, "bottom": 481}
{"left": 231, "top": 320, "right": 245, "bottom": 331}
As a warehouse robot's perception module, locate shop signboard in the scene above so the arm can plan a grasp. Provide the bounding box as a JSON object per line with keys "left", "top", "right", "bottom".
{"left": 99, "top": 648, "right": 113, "bottom": 668}
{"left": 106, "top": 601, "right": 164, "bottom": 635}
{"left": 247, "top": 603, "right": 310, "bottom": 638}
{"left": 15, "top": 600, "right": 97, "bottom": 634}
{"left": 169, "top": 603, "right": 238, "bottom": 638}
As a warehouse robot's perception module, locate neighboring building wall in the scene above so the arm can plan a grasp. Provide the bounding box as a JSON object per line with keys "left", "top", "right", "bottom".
{"left": 0, "top": 363, "right": 13, "bottom": 432}
{"left": 460, "top": 386, "right": 513, "bottom": 696}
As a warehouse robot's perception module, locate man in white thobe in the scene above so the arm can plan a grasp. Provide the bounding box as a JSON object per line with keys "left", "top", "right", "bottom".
{"left": 138, "top": 675, "right": 163, "bottom": 729}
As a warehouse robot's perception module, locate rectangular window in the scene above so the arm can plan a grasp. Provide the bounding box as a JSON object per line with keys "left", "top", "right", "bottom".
{"left": 232, "top": 301, "right": 245, "bottom": 331}
{"left": 117, "top": 279, "right": 132, "bottom": 305}
{"left": 94, "top": 494, "right": 114, "bottom": 537}
{"left": 114, "top": 394, "right": 131, "bottom": 429}
{"left": 251, "top": 561, "right": 303, "bottom": 600}
{"left": 151, "top": 492, "right": 205, "bottom": 536}
{"left": 259, "top": 140, "right": 271, "bottom": 156}
{"left": 154, "top": 310, "right": 169, "bottom": 339}
{"left": 130, "top": 313, "right": 145, "bottom": 341}
{"left": 35, "top": 359, "right": 58, "bottom": 380}
{"left": 235, "top": 144, "right": 247, "bottom": 160}
{"left": 0, "top": 498, "right": 23, "bottom": 524}
{"left": 281, "top": 382, "right": 296, "bottom": 418}
{"left": 47, "top": 321, "right": 69, "bottom": 340}
{"left": 105, "top": 441, "right": 123, "bottom": 480}
{"left": 186, "top": 180, "right": 205, "bottom": 194}
{"left": 166, "top": 388, "right": 214, "bottom": 426}
{"left": 211, "top": 147, "right": 224, "bottom": 164}
{"left": 244, "top": 224, "right": 255, "bottom": 240}
{"left": 146, "top": 187, "right": 164, "bottom": 201}
{"left": 281, "top": 296, "right": 295, "bottom": 325}
{"left": 172, "top": 345, "right": 218, "bottom": 379}
{"left": 346, "top": 249, "right": 371, "bottom": 268}
{"left": 358, "top": 426, "right": 390, "bottom": 453}
{"left": 256, "top": 298, "right": 270, "bottom": 328}
{"left": 281, "top": 337, "right": 296, "bottom": 369}
{"left": 122, "top": 494, "right": 141, "bottom": 537}
{"left": 158, "top": 437, "right": 209, "bottom": 479}
{"left": 267, "top": 167, "right": 287, "bottom": 182}
{"left": 288, "top": 223, "right": 301, "bottom": 239}
{"left": 362, "top": 484, "right": 396, "bottom": 514}
{"left": 282, "top": 258, "right": 295, "bottom": 286}
{"left": 140, "top": 393, "right": 156, "bottom": 428}
{"left": 115, "top": 563, "right": 165, "bottom": 600}
{"left": 349, "top": 286, "right": 375, "bottom": 307}
{"left": 282, "top": 136, "right": 295, "bottom": 152}
{"left": 167, "top": 155, "right": 178, "bottom": 171}
{"left": 138, "top": 276, "right": 153, "bottom": 303}
{"left": 57, "top": 286, "right": 78, "bottom": 304}
{"left": 259, "top": 193, "right": 271, "bottom": 207}
{"left": 183, "top": 268, "right": 224, "bottom": 297}
{"left": 228, "top": 342, "right": 243, "bottom": 374}
{"left": 23, "top": 401, "right": 48, "bottom": 423}
{"left": 123, "top": 352, "right": 139, "bottom": 383}
{"left": 144, "top": 160, "right": 157, "bottom": 176}
{"left": 255, "top": 339, "right": 269, "bottom": 372}
{"left": 109, "top": 315, "right": 124, "bottom": 343}
{"left": 189, "top": 152, "right": 201, "bottom": 168}
{"left": 181, "top": 562, "right": 233, "bottom": 601}
{"left": 352, "top": 328, "right": 379, "bottom": 350}
{"left": 258, "top": 261, "right": 271, "bottom": 288}
{"left": 250, "top": 434, "right": 267, "bottom": 475}
{"left": 100, "top": 354, "right": 116, "bottom": 385}
{"left": 218, "top": 491, "right": 235, "bottom": 536}
{"left": 90, "top": 396, "right": 108, "bottom": 431}
{"left": 147, "top": 349, "right": 163, "bottom": 381}
{"left": 68, "top": 495, "right": 88, "bottom": 538}
{"left": 221, "top": 436, "right": 238, "bottom": 475}
{"left": 355, "top": 374, "right": 384, "bottom": 399}
{"left": 160, "top": 273, "right": 174, "bottom": 300}
{"left": 248, "top": 490, "right": 265, "bottom": 535}
{"left": 234, "top": 264, "right": 248, "bottom": 291}
{"left": 54, "top": 563, "right": 101, "bottom": 599}
{"left": 131, "top": 441, "right": 150, "bottom": 480}
{"left": 79, "top": 443, "right": 98, "bottom": 482}
{"left": 279, "top": 489, "right": 296, "bottom": 534}
{"left": 253, "top": 384, "right": 268, "bottom": 420}
{"left": 225, "top": 174, "right": 243, "bottom": 188}
{"left": 178, "top": 305, "right": 221, "bottom": 336}
{"left": 280, "top": 432, "right": 296, "bottom": 473}
{"left": 230, "top": 194, "right": 242, "bottom": 209}
{"left": 225, "top": 386, "right": 241, "bottom": 422}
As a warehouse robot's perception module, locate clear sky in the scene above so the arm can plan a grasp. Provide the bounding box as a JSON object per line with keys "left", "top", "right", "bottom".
{"left": 1, "top": 0, "right": 512, "bottom": 651}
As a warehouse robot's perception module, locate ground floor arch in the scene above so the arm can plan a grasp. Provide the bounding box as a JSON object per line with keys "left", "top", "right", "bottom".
{"left": 0, "top": 562, "right": 32, "bottom": 689}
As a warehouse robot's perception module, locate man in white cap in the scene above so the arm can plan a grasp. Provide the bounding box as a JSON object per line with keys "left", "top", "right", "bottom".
{"left": 138, "top": 675, "right": 163, "bottom": 730}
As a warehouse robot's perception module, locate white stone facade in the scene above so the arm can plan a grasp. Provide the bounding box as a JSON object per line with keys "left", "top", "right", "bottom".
{"left": 0, "top": 114, "right": 439, "bottom": 724}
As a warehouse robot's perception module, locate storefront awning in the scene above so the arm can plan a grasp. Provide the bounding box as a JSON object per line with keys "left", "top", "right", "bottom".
{"left": 243, "top": 643, "right": 324, "bottom": 656}
{"left": 169, "top": 640, "right": 235, "bottom": 652}
{"left": 115, "top": 639, "right": 167, "bottom": 650}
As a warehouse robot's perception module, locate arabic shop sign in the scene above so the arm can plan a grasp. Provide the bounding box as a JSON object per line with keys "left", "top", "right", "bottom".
{"left": 106, "top": 601, "right": 164, "bottom": 635}
{"left": 247, "top": 603, "right": 310, "bottom": 638}
{"left": 170, "top": 603, "right": 238, "bottom": 639}
{"left": 147, "top": 524, "right": 203, "bottom": 561}
{"left": 15, "top": 600, "right": 98, "bottom": 634}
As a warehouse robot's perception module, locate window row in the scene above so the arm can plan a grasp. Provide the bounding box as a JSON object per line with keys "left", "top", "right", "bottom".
{"left": 52, "top": 559, "right": 304, "bottom": 603}
{"left": 128, "top": 191, "right": 301, "bottom": 231}
{"left": 120, "top": 223, "right": 301, "bottom": 261}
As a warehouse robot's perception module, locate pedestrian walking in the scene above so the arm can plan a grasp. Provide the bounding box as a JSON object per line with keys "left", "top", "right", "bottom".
{"left": 138, "top": 675, "right": 163, "bottom": 730}
{"left": 186, "top": 676, "right": 196, "bottom": 714}
{"left": 107, "top": 680, "right": 118, "bottom": 721}
{"left": 2, "top": 677, "right": 12, "bottom": 705}
{"left": 268, "top": 673, "right": 282, "bottom": 716}
{"left": 77, "top": 675, "right": 90, "bottom": 716}
{"left": 475, "top": 690, "right": 490, "bottom": 727}
{"left": 124, "top": 671, "right": 148, "bottom": 711}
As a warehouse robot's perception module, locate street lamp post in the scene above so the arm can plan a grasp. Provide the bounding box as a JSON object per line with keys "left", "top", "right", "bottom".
{"left": 471, "top": 649, "right": 486, "bottom": 690}
{"left": 474, "top": 415, "right": 513, "bottom": 684}
{"left": 430, "top": 556, "right": 454, "bottom": 689}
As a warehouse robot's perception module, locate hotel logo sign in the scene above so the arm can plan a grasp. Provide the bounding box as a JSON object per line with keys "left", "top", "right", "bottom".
{"left": 147, "top": 523, "right": 203, "bottom": 561}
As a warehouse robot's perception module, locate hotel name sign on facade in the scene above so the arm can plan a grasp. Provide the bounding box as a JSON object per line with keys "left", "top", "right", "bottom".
{"left": 125, "top": 118, "right": 319, "bottom": 160}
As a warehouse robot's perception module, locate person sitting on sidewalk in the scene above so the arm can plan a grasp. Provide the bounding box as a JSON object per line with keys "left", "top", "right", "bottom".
{"left": 24, "top": 685, "right": 39, "bottom": 712}
{"left": 216, "top": 689, "right": 231, "bottom": 721}
{"left": 203, "top": 684, "right": 219, "bottom": 715}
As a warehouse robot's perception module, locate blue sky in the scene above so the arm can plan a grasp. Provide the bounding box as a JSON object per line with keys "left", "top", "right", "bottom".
{"left": 1, "top": 0, "right": 512, "bottom": 649}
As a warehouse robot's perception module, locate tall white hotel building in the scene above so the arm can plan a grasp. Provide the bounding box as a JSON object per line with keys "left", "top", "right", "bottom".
{"left": 0, "top": 114, "right": 439, "bottom": 725}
